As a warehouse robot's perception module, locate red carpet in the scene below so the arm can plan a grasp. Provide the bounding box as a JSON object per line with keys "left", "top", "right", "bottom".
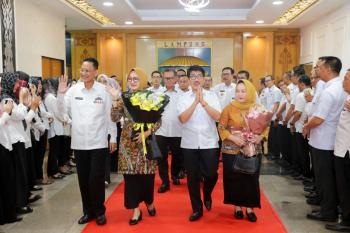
{"left": 82, "top": 165, "right": 287, "bottom": 233}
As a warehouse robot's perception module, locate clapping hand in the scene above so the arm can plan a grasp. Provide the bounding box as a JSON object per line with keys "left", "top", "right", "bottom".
{"left": 3, "top": 100, "right": 13, "bottom": 113}
{"left": 30, "top": 95, "right": 41, "bottom": 111}
{"left": 58, "top": 75, "right": 69, "bottom": 94}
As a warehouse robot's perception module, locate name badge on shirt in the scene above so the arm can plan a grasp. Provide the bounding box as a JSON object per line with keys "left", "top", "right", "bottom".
{"left": 93, "top": 97, "right": 104, "bottom": 104}
{"left": 75, "top": 97, "right": 83, "bottom": 100}
{"left": 219, "top": 90, "right": 226, "bottom": 97}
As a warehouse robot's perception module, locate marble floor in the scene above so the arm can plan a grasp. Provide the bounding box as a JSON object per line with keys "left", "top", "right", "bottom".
{"left": 0, "top": 158, "right": 334, "bottom": 233}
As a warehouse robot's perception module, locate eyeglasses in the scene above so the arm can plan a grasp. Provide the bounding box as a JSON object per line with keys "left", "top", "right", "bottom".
{"left": 189, "top": 75, "right": 203, "bottom": 80}
{"left": 164, "top": 77, "right": 174, "bottom": 81}
{"left": 222, "top": 73, "right": 231, "bottom": 76}
{"left": 127, "top": 77, "right": 140, "bottom": 82}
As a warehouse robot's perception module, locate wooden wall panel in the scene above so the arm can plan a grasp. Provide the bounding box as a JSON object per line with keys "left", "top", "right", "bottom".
{"left": 41, "top": 57, "right": 64, "bottom": 79}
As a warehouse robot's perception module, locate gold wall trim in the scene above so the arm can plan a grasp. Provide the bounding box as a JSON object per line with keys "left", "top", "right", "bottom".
{"left": 63, "top": 0, "right": 115, "bottom": 26}
{"left": 274, "top": 0, "right": 319, "bottom": 25}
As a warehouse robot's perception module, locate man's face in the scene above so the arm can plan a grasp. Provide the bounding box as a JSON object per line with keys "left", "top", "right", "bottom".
{"left": 221, "top": 69, "right": 233, "bottom": 85}
{"left": 80, "top": 61, "right": 97, "bottom": 83}
{"left": 178, "top": 76, "right": 189, "bottom": 91}
{"left": 343, "top": 71, "right": 350, "bottom": 94}
{"left": 315, "top": 60, "right": 328, "bottom": 81}
{"left": 151, "top": 72, "right": 162, "bottom": 88}
{"left": 282, "top": 73, "right": 291, "bottom": 84}
{"left": 189, "top": 71, "right": 204, "bottom": 91}
{"left": 203, "top": 77, "right": 212, "bottom": 89}
{"left": 297, "top": 81, "right": 306, "bottom": 92}
{"left": 291, "top": 72, "right": 299, "bottom": 85}
{"left": 237, "top": 73, "right": 248, "bottom": 81}
{"left": 264, "top": 77, "right": 274, "bottom": 88}
{"left": 163, "top": 71, "right": 175, "bottom": 90}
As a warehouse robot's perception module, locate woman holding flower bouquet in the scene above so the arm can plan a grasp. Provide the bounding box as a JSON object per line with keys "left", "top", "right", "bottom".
{"left": 109, "top": 68, "right": 164, "bottom": 226}
{"left": 218, "top": 79, "right": 270, "bottom": 222}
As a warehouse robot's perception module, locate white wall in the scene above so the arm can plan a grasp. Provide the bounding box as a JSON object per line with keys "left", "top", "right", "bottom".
{"left": 300, "top": 2, "right": 350, "bottom": 76}
{"left": 14, "top": 0, "right": 66, "bottom": 76}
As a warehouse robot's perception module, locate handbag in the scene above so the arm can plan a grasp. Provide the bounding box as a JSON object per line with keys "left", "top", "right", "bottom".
{"left": 232, "top": 153, "right": 261, "bottom": 175}
{"left": 145, "top": 133, "right": 162, "bottom": 160}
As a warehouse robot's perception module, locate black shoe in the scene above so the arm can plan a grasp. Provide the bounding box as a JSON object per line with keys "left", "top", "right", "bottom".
{"left": 178, "top": 170, "right": 186, "bottom": 179}
{"left": 189, "top": 211, "right": 203, "bottom": 222}
{"left": 129, "top": 211, "right": 142, "bottom": 225}
{"left": 17, "top": 206, "right": 33, "bottom": 214}
{"left": 246, "top": 211, "right": 257, "bottom": 222}
{"left": 234, "top": 210, "right": 244, "bottom": 219}
{"left": 172, "top": 179, "right": 180, "bottom": 185}
{"left": 304, "top": 185, "right": 316, "bottom": 192}
{"left": 147, "top": 207, "right": 156, "bottom": 216}
{"left": 306, "top": 198, "right": 320, "bottom": 206}
{"left": 305, "top": 192, "right": 318, "bottom": 199}
{"left": 157, "top": 183, "right": 170, "bottom": 193}
{"left": 78, "top": 214, "right": 93, "bottom": 224}
{"left": 6, "top": 217, "right": 23, "bottom": 223}
{"left": 204, "top": 200, "right": 212, "bottom": 211}
{"left": 325, "top": 222, "right": 350, "bottom": 232}
{"left": 306, "top": 212, "right": 337, "bottom": 222}
{"left": 293, "top": 175, "right": 305, "bottom": 181}
{"left": 28, "top": 194, "right": 42, "bottom": 204}
{"left": 96, "top": 214, "right": 106, "bottom": 226}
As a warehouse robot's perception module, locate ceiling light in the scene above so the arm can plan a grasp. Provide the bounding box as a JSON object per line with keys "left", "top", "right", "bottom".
{"left": 103, "top": 2, "right": 114, "bottom": 7}
{"left": 272, "top": 1, "right": 284, "bottom": 5}
{"left": 124, "top": 21, "right": 133, "bottom": 25}
{"left": 178, "top": 0, "right": 210, "bottom": 13}
{"left": 256, "top": 20, "right": 264, "bottom": 24}
{"left": 274, "top": 0, "right": 319, "bottom": 25}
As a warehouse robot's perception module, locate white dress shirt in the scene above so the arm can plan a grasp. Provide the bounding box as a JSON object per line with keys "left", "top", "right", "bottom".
{"left": 156, "top": 90, "right": 182, "bottom": 137}
{"left": 309, "top": 80, "right": 326, "bottom": 115}
{"left": 177, "top": 89, "right": 221, "bottom": 149}
{"left": 334, "top": 95, "right": 350, "bottom": 157}
{"left": 265, "top": 85, "right": 282, "bottom": 120}
{"left": 213, "top": 82, "right": 236, "bottom": 109}
{"left": 294, "top": 92, "right": 308, "bottom": 133}
{"left": 57, "top": 81, "right": 117, "bottom": 150}
{"left": 45, "top": 93, "right": 65, "bottom": 139}
{"left": 147, "top": 86, "right": 166, "bottom": 94}
{"left": 309, "top": 77, "right": 346, "bottom": 150}
{"left": 0, "top": 109, "right": 12, "bottom": 151}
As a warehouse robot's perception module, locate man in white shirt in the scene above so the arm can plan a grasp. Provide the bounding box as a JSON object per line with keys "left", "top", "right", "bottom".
{"left": 175, "top": 69, "right": 187, "bottom": 91}
{"left": 326, "top": 69, "right": 350, "bottom": 232}
{"left": 304, "top": 56, "right": 345, "bottom": 222}
{"left": 203, "top": 76, "right": 213, "bottom": 91}
{"left": 177, "top": 65, "right": 221, "bottom": 222}
{"left": 178, "top": 74, "right": 191, "bottom": 95}
{"left": 147, "top": 71, "right": 166, "bottom": 94}
{"left": 289, "top": 75, "right": 312, "bottom": 179}
{"left": 156, "top": 69, "right": 183, "bottom": 193}
{"left": 264, "top": 75, "right": 282, "bottom": 160}
{"left": 213, "top": 67, "right": 236, "bottom": 109}
{"left": 57, "top": 58, "right": 117, "bottom": 226}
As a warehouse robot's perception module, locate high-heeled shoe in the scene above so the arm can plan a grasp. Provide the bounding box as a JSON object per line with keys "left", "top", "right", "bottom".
{"left": 246, "top": 210, "right": 257, "bottom": 222}
{"left": 129, "top": 211, "right": 142, "bottom": 225}
{"left": 147, "top": 207, "right": 156, "bottom": 216}
{"left": 234, "top": 210, "right": 244, "bottom": 219}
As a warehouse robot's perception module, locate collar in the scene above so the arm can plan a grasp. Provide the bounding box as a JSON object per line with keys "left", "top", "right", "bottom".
{"left": 79, "top": 80, "right": 97, "bottom": 91}
{"left": 324, "top": 76, "right": 340, "bottom": 88}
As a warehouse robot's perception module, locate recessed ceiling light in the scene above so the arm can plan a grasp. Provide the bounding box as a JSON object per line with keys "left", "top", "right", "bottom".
{"left": 124, "top": 21, "right": 133, "bottom": 25}
{"left": 272, "top": 1, "right": 283, "bottom": 5}
{"left": 256, "top": 20, "right": 264, "bottom": 24}
{"left": 103, "top": 1, "right": 114, "bottom": 7}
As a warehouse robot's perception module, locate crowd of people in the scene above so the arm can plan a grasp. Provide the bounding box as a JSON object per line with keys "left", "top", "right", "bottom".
{"left": 0, "top": 56, "right": 349, "bottom": 232}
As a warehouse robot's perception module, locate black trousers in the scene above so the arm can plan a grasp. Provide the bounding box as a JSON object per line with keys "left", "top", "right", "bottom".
{"left": 26, "top": 147, "right": 37, "bottom": 189}
{"left": 35, "top": 131, "right": 47, "bottom": 179}
{"left": 295, "top": 133, "right": 311, "bottom": 177}
{"left": 12, "top": 142, "right": 28, "bottom": 208}
{"left": 123, "top": 174, "right": 155, "bottom": 209}
{"left": 280, "top": 125, "right": 292, "bottom": 164}
{"left": 156, "top": 136, "right": 182, "bottom": 185}
{"left": 290, "top": 133, "right": 300, "bottom": 173}
{"left": 0, "top": 145, "right": 17, "bottom": 223}
{"left": 312, "top": 147, "right": 338, "bottom": 217}
{"left": 268, "top": 121, "right": 280, "bottom": 158}
{"left": 75, "top": 148, "right": 107, "bottom": 217}
{"left": 62, "top": 136, "right": 72, "bottom": 166}
{"left": 183, "top": 148, "right": 219, "bottom": 213}
{"left": 334, "top": 152, "right": 350, "bottom": 224}
{"left": 48, "top": 135, "right": 64, "bottom": 176}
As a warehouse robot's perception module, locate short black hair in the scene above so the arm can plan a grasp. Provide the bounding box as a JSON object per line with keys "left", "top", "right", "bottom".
{"left": 237, "top": 70, "right": 250, "bottom": 79}
{"left": 187, "top": 65, "right": 205, "bottom": 77}
{"left": 319, "top": 56, "right": 342, "bottom": 74}
{"left": 151, "top": 70, "right": 162, "bottom": 77}
{"left": 176, "top": 69, "right": 186, "bottom": 74}
{"left": 83, "top": 57, "right": 99, "bottom": 70}
{"left": 298, "top": 75, "right": 311, "bottom": 86}
{"left": 222, "top": 67, "right": 234, "bottom": 75}
{"left": 292, "top": 65, "right": 305, "bottom": 77}
{"left": 110, "top": 75, "right": 117, "bottom": 78}
{"left": 162, "top": 69, "right": 176, "bottom": 76}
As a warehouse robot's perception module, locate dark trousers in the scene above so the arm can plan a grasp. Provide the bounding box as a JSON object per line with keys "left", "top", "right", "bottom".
{"left": 312, "top": 147, "right": 338, "bottom": 217}
{"left": 35, "top": 131, "right": 47, "bottom": 179}
{"left": 26, "top": 147, "right": 36, "bottom": 189}
{"left": 334, "top": 152, "right": 350, "bottom": 224}
{"left": 268, "top": 121, "right": 280, "bottom": 158}
{"left": 12, "top": 142, "right": 28, "bottom": 208}
{"left": 75, "top": 148, "right": 107, "bottom": 217}
{"left": 156, "top": 136, "right": 182, "bottom": 185}
{"left": 48, "top": 135, "right": 64, "bottom": 176}
{"left": 62, "top": 136, "right": 72, "bottom": 166}
{"left": 291, "top": 133, "right": 300, "bottom": 173}
{"left": 123, "top": 174, "right": 155, "bottom": 209}
{"left": 183, "top": 148, "right": 219, "bottom": 212}
{"left": 0, "top": 145, "right": 17, "bottom": 223}
{"left": 295, "top": 133, "right": 311, "bottom": 177}
{"left": 280, "top": 125, "right": 292, "bottom": 164}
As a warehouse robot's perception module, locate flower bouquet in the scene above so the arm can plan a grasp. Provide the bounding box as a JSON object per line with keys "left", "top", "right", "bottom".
{"left": 122, "top": 90, "right": 169, "bottom": 159}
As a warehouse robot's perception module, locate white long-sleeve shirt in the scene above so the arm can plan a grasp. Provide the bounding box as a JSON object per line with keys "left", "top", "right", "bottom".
{"left": 45, "top": 93, "right": 65, "bottom": 139}
{"left": 0, "top": 109, "right": 13, "bottom": 151}
{"left": 57, "top": 81, "right": 117, "bottom": 150}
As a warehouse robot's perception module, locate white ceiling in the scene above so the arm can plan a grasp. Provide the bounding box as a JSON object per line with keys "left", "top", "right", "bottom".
{"left": 28, "top": 0, "right": 349, "bottom": 30}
